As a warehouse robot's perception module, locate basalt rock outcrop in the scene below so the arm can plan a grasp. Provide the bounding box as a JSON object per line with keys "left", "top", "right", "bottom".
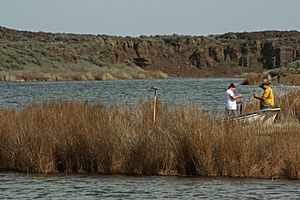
{"left": 0, "top": 27, "right": 299, "bottom": 76}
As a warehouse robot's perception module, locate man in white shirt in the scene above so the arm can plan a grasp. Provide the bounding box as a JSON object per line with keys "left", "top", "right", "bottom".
{"left": 224, "top": 83, "right": 243, "bottom": 117}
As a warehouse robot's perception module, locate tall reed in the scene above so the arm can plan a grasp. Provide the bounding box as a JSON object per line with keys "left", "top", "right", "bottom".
{"left": 0, "top": 91, "right": 299, "bottom": 179}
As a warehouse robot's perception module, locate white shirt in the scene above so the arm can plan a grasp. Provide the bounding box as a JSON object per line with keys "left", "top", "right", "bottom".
{"left": 225, "top": 89, "right": 237, "bottom": 110}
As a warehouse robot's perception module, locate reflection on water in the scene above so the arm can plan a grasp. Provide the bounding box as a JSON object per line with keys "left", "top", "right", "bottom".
{"left": 0, "top": 78, "right": 298, "bottom": 110}
{"left": 1, "top": 173, "right": 300, "bottom": 199}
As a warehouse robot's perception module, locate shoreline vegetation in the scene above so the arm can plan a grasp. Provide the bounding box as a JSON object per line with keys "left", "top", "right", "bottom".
{"left": 0, "top": 91, "right": 299, "bottom": 179}
{"left": 0, "top": 70, "right": 168, "bottom": 81}
{"left": 1, "top": 69, "right": 300, "bottom": 86}
{"left": 241, "top": 72, "right": 300, "bottom": 86}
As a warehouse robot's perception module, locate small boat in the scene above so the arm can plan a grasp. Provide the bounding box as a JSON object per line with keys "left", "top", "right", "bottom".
{"left": 231, "top": 108, "right": 281, "bottom": 125}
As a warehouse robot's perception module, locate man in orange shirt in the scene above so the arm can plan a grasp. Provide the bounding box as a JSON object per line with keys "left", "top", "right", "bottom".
{"left": 253, "top": 79, "right": 274, "bottom": 109}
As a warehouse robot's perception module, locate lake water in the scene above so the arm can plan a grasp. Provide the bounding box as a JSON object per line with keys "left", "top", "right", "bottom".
{"left": 0, "top": 78, "right": 298, "bottom": 110}
{"left": 1, "top": 173, "right": 300, "bottom": 199}
{"left": 0, "top": 78, "right": 299, "bottom": 199}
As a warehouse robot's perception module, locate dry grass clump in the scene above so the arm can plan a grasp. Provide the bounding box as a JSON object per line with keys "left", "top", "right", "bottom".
{"left": 145, "top": 71, "right": 169, "bottom": 79}
{"left": 241, "top": 72, "right": 263, "bottom": 85}
{"left": 280, "top": 74, "right": 300, "bottom": 85}
{"left": 0, "top": 74, "right": 17, "bottom": 81}
{"left": 133, "top": 73, "right": 146, "bottom": 79}
{"left": 0, "top": 92, "right": 299, "bottom": 179}
{"left": 100, "top": 73, "right": 114, "bottom": 80}
{"left": 276, "top": 91, "right": 300, "bottom": 121}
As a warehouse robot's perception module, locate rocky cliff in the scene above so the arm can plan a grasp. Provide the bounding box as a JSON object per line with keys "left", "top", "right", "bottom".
{"left": 0, "top": 27, "right": 300, "bottom": 76}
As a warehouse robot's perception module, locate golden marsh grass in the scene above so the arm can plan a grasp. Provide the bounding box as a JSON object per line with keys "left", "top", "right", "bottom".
{"left": 0, "top": 91, "right": 299, "bottom": 179}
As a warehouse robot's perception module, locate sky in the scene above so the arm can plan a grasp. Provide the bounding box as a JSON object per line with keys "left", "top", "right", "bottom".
{"left": 0, "top": 0, "right": 299, "bottom": 36}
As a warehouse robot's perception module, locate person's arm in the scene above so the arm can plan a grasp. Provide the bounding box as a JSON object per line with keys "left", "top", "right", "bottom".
{"left": 230, "top": 94, "right": 243, "bottom": 100}
{"left": 253, "top": 89, "right": 270, "bottom": 101}
{"left": 253, "top": 93, "right": 266, "bottom": 101}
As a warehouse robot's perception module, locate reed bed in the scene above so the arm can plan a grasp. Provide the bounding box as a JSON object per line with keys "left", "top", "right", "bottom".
{"left": 0, "top": 91, "right": 299, "bottom": 179}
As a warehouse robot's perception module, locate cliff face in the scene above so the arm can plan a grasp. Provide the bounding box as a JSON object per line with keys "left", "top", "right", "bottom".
{"left": 215, "top": 31, "right": 300, "bottom": 69}
{"left": 0, "top": 27, "right": 300, "bottom": 76}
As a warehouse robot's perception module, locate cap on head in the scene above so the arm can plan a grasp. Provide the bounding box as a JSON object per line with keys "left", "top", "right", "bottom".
{"left": 228, "top": 83, "right": 236, "bottom": 89}
{"left": 259, "top": 79, "right": 271, "bottom": 87}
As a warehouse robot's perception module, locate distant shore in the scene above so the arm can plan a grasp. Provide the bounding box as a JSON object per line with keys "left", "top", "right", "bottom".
{"left": 1, "top": 69, "right": 299, "bottom": 87}
{"left": 1, "top": 26, "right": 300, "bottom": 82}
{"left": 0, "top": 70, "right": 168, "bottom": 81}
{"left": 241, "top": 72, "right": 300, "bottom": 86}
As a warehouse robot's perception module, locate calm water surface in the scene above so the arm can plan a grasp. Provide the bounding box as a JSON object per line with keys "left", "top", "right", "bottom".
{"left": 0, "top": 78, "right": 298, "bottom": 109}
{"left": 0, "top": 78, "right": 299, "bottom": 199}
{"left": 1, "top": 173, "right": 300, "bottom": 199}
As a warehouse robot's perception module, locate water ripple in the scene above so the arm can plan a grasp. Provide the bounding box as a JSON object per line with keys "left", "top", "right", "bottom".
{"left": 1, "top": 173, "right": 300, "bottom": 199}
{"left": 0, "top": 78, "right": 298, "bottom": 110}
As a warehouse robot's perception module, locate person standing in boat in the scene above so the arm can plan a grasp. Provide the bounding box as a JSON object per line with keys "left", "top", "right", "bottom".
{"left": 224, "top": 83, "right": 243, "bottom": 117}
{"left": 253, "top": 79, "right": 274, "bottom": 109}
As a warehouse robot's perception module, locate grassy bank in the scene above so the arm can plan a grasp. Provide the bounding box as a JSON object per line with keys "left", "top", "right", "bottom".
{"left": 0, "top": 91, "right": 299, "bottom": 179}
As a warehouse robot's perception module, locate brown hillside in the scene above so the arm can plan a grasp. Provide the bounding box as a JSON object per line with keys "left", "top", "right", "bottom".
{"left": 0, "top": 27, "right": 300, "bottom": 77}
